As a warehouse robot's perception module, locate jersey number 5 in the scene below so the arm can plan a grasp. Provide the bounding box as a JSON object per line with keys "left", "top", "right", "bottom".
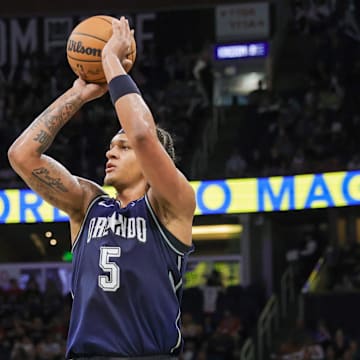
{"left": 98, "top": 246, "right": 121, "bottom": 292}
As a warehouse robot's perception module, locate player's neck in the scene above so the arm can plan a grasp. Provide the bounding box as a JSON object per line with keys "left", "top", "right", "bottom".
{"left": 115, "top": 182, "right": 147, "bottom": 208}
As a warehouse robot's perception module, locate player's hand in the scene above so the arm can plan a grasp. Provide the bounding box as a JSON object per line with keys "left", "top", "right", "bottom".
{"left": 72, "top": 77, "right": 108, "bottom": 103}
{"left": 102, "top": 16, "right": 132, "bottom": 63}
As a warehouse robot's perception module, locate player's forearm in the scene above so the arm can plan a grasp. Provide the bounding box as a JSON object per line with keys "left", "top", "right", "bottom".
{"left": 102, "top": 53, "right": 156, "bottom": 139}
{"left": 9, "top": 89, "right": 84, "bottom": 159}
{"left": 102, "top": 52, "right": 126, "bottom": 80}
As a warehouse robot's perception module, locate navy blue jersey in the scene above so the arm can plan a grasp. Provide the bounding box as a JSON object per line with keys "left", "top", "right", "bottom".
{"left": 66, "top": 194, "right": 194, "bottom": 358}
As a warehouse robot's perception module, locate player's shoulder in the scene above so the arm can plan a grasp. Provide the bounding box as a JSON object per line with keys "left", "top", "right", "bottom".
{"left": 76, "top": 176, "right": 107, "bottom": 194}
{"left": 70, "top": 176, "right": 107, "bottom": 221}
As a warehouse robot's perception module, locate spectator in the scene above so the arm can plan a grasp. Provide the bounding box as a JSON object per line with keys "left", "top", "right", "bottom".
{"left": 225, "top": 148, "right": 247, "bottom": 178}
{"left": 10, "top": 335, "right": 35, "bottom": 360}
{"left": 181, "top": 312, "right": 203, "bottom": 345}
{"left": 216, "top": 310, "right": 242, "bottom": 341}
{"left": 348, "top": 339, "right": 360, "bottom": 360}
{"left": 201, "top": 270, "right": 224, "bottom": 316}
{"left": 312, "top": 320, "right": 332, "bottom": 350}
{"left": 333, "top": 328, "right": 349, "bottom": 359}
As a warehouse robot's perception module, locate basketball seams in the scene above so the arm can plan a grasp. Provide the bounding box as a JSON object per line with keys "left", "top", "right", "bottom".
{"left": 96, "top": 16, "right": 114, "bottom": 25}
{"left": 68, "top": 63, "right": 106, "bottom": 83}
{"left": 70, "top": 32, "right": 108, "bottom": 44}
{"left": 67, "top": 54, "right": 102, "bottom": 63}
{"left": 89, "top": 77, "right": 106, "bottom": 83}
{"left": 68, "top": 53, "right": 135, "bottom": 63}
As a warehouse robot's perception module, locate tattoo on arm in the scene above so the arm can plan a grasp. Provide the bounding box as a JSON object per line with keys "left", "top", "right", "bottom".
{"left": 30, "top": 94, "right": 82, "bottom": 153}
{"left": 32, "top": 167, "right": 69, "bottom": 192}
{"left": 30, "top": 108, "right": 52, "bottom": 131}
{"left": 33, "top": 130, "right": 52, "bottom": 154}
{"left": 41, "top": 99, "right": 82, "bottom": 133}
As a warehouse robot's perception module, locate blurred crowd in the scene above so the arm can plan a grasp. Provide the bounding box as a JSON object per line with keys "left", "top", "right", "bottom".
{"left": 0, "top": 270, "right": 264, "bottom": 360}
{"left": 1, "top": 1, "right": 360, "bottom": 187}
{"left": 2, "top": 3, "right": 360, "bottom": 358}
{"left": 0, "top": 277, "right": 69, "bottom": 359}
{"left": 180, "top": 270, "right": 264, "bottom": 360}
{"left": 325, "top": 242, "right": 360, "bottom": 292}
{"left": 272, "top": 319, "right": 360, "bottom": 360}
{"left": 224, "top": 0, "right": 360, "bottom": 179}
{"left": 0, "top": 42, "right": 213, "bottom": 188}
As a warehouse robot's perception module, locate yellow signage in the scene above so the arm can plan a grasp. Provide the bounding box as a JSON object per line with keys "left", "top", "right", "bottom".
{"left": 193, "top": 171, "right": 360, "bottom": 214}
{"left": 1, "top": 170, "right": 359, "bottom": 223}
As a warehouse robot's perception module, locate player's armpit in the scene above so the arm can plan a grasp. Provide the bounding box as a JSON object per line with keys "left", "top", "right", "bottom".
{"left": 147, "top": 174, "right": 195, "bottom": 247}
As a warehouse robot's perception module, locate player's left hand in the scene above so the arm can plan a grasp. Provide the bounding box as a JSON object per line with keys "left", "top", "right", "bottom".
{"left": 72, "top": 77, "right": 108, "bottom": 103}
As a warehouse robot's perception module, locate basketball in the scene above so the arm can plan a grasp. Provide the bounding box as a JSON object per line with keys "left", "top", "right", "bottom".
{"left": 66, "top": 15, "right": 137, "bottom": 83}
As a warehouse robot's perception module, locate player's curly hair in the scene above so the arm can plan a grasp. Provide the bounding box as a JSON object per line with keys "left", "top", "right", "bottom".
{"left": 156, "top": 127, "right": 176, "bottom": 163}
{"left": 118, "top": 127, "right": 176, "bottom": 163}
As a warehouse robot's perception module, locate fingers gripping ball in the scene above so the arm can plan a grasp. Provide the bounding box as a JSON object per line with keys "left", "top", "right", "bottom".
{"left": 67, "top": 15, "right": 137, "bottom": 83}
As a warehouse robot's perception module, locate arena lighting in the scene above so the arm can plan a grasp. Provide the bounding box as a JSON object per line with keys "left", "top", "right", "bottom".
{"left": 192, "top": 224, "right": 242, "bottom": 241}
{"left": 214, "top": 41, "right": 268, "bottom": 60}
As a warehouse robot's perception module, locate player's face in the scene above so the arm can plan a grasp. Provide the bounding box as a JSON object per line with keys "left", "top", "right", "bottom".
{"left": 104, "top": 133, "right": 143, "bottom": 187}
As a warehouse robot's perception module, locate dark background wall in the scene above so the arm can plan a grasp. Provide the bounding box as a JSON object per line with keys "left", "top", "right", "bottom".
{"left": 0, "top": 0, "right": 248, "bottom": 16}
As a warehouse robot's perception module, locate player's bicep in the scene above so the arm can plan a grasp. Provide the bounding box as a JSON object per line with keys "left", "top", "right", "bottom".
{"left": 12, "top": 154, "right": 86, "bottom": 216}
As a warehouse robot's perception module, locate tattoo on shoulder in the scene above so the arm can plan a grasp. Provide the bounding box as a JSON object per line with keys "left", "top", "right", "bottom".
{"left": 32, "top": 167, "right": 69, "bottom": 192}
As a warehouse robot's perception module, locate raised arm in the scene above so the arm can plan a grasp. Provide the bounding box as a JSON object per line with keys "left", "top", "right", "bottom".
{"left": 102, "top": 18, "right": 195, "bottom": 244}
{"left": 7, "top": 79, "right": 107, "bottom": 232}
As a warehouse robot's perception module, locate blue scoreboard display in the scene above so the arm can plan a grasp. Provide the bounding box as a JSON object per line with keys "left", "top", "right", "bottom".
{"left": 214, "top": 41, "right": 268, "bottom": 60}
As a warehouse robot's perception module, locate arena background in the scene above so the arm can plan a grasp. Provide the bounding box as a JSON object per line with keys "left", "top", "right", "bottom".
{"left": 1, "top": 0, "right": 360, "bottom": 359}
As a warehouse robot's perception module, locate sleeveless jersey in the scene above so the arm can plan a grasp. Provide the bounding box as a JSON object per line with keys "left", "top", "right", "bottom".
{"left": 66, "top": 194, "right": 194, "bottom": 358}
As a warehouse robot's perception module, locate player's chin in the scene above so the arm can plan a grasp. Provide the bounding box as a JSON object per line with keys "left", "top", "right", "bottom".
{"left": 103, "top": 174, "right": 114, "bottom": 186}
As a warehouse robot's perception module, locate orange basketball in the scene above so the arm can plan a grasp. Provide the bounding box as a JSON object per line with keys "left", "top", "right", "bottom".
{"left": 66, "top": 15, "right": 137, "bottom": 83}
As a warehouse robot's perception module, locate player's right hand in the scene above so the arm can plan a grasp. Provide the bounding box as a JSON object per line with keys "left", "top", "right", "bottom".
{"left": 72, "top": 77, "right": 108, "bottom": 103}
{"left": 102, "top": 17, "right": 132, "bottom": 63}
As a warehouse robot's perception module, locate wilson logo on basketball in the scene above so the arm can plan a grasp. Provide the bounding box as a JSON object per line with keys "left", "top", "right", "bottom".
{"left": 67, "top": 40, "right": 101, "bottom": 57}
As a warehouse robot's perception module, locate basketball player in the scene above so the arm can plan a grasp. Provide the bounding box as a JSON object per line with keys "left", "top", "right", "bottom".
{"left": 8, "top": 16, "right": 195, "bottom": 360}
